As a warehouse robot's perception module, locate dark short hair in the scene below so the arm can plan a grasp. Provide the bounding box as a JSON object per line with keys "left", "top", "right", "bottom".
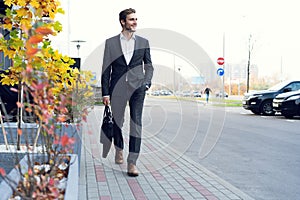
{"left": 119, "top": 8, "right": 136, "bottom": 24}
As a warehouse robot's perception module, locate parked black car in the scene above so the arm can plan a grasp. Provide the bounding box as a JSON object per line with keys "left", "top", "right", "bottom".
{"left": 273, "top": 89, "right": 300, "bottom": 118}
{"left": 242, "top": 80, "right": 300, "bottom": 115}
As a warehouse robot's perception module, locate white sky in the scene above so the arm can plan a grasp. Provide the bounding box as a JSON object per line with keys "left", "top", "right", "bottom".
{"left": 52, "top": 0, "right": 300, "bottom": 80}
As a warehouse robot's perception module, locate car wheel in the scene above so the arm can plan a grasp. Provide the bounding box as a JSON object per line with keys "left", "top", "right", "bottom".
{"left": 250, "top": 109, "right": 260, "bottom": 115}
{"left": 260, "top": 100, "right": 275, "bottom": 116}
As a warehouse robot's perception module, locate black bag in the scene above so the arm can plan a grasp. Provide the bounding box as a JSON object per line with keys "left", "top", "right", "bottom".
{"left": 100, "top": 105, "right": 114, "bottom": 158}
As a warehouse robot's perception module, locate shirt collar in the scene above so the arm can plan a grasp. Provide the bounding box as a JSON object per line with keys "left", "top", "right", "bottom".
{"left": 120, "top": 32, "right": 136, "bottom": 40}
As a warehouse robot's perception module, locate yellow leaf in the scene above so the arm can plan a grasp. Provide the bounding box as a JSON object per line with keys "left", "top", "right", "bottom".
{"left": 57, "top": 8, "right": 65, "bottom": 14}
{"left": 4, "top": 0, "right": 13, "bottom": 7}
{"left": 17, "top": 0, "right": 27, "bottom": 7}
{"left": 7, "top": 50, "right": 16, "bottom": 59}
{"left": 34, "top": 51, "right": 44, "bottom": 58}
{"left": 62, "top": 55, "right": 70, "bottom": 62}
{"left": 3, "top": 23, "right": 12, "bottom": 31}
{"left": 73, "top": 67, "right": 80, "bottom": 74}
{"left": 0, "top": 76, "right": 12, "bottom": 85}
{"left": 34, "top": 7, "right": 43, "bottom": 17}
{"left": 49, "top": 12, "right": 56, "bottom": 19}
{"left": 16, "top": 8, "right": 28, "bottom": 17}
{"left": 30, "top": 0, "right": 39, "bottom": 8}
{"left": 42, "top": 47, "right": 52, "bottom": 57}
{"left": 53, "top": 50, "right": 60, "bottom": 60}
{"left": 20, "top": 18, "right": 32, "bottom": 30}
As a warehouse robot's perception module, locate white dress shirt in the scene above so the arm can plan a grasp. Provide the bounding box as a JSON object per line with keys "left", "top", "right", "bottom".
{"left": 120, "top": 33, "right": 136, "bottom": 65}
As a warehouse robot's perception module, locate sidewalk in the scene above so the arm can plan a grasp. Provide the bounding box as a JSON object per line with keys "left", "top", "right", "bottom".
{"left": 78, "top": 106, "right": 254, "bottom": 200}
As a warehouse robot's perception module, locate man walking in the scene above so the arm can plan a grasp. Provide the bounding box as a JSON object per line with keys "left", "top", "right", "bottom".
{"left": 204, "top": 86, "right": 212, "bottom": 104}
{"left": 101, "top": 8, "right": 154, "bottom": 177}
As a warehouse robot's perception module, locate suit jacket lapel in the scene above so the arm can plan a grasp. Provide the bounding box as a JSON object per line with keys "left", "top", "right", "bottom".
{"left": 114, "top": 36, "right": 127, "bottom": 64}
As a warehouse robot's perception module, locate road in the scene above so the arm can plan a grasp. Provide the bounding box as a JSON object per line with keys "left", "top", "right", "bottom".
{"left": 143, "top": 97, "right": 300, "bottom": 200}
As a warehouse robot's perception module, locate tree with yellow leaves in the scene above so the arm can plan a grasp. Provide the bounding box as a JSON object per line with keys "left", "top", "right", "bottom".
{"left": 0, "top": 0, "right": 94, "bottom": 198}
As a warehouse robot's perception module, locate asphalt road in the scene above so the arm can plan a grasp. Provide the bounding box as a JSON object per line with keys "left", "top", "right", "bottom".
{"left": 143, "top": 97, "right": 300, "bottom": 200}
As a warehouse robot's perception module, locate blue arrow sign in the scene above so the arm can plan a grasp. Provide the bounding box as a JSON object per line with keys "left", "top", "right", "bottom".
{"left": 217, "top": 68, "right": 224, "bottom": 76}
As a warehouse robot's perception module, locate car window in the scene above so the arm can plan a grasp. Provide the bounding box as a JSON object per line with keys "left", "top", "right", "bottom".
{"left": 292, "top": 82, "right": 300, "bottom": 91}
{"left": 285, "top": 82, "right": 300, "bottom": 91}
{"left": 268, "top": 81, "right": 290, "bottom": 91}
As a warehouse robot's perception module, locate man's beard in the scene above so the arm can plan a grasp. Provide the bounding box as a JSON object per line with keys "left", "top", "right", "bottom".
{"left": 125, "top": 25, "right": 136, "bottom": 32}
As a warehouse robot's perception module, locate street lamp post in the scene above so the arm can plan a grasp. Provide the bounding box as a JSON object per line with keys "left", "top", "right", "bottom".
{"left": 173, "top": 54, "right": 176, "bottom": 95}
{"left": 177, "top": 67, "right": 181, "bottom": 93}
{"left": 71, "top": 40, "right": 86, "bottom": 57}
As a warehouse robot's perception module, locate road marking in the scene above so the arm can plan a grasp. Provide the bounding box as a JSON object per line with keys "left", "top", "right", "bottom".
{"left": 286, "top": 120, "right": 296, "bottom": 122}
{"left": 240, "top": 112, "right": 250, "bottom": 115}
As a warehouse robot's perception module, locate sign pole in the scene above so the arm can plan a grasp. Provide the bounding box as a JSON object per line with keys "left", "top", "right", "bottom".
{"left": 222, "top": 33, "right": 225, "bottom": 99}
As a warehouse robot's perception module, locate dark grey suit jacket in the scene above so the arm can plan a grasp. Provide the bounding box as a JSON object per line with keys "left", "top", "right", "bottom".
{"left": 101, "top": 34, "right": 154, "bottom": 97}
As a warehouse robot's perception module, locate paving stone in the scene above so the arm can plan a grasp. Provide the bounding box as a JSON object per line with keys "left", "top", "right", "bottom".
{"left": 77, "top": 109, "right": 255, "bottom": 200}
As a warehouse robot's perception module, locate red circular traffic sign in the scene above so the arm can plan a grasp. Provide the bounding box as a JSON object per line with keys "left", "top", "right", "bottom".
{"left": 217, "top": 57, "right": 224, "bottom": 65}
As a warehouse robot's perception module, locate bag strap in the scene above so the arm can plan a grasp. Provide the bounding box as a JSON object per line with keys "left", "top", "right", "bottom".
{"left": 103, "top": 105, "right": 112, "bottom": 117}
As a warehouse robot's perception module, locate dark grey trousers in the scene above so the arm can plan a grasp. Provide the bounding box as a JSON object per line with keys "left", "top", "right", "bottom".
{"left": 110, "top": 84, "right": 146, "bottom": 165}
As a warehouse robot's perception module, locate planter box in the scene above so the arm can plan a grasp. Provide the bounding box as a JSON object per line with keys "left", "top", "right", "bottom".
{"left": 0, "top": 122, "right": 82, "bottom": 167}
{"left": 64, "top": 154, "right": 79, "bottom": 199}
{"left": 0, "top": 154, "right": 79, "bottom": 200}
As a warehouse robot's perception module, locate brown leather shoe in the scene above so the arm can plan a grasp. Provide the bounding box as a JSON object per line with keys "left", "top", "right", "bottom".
{"left": 115, "top": 150, "right": 123, "bottom": 164}
{"left": 127, "top": 163, "right": 139, "bottom": 177}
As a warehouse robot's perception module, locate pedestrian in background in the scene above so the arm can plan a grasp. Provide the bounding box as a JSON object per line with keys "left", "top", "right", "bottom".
{"left": 204, "top": 86, "right": 212, "bottom": 104}
{"left": 101, "top": 8, "right": 154, "bottom": 177}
